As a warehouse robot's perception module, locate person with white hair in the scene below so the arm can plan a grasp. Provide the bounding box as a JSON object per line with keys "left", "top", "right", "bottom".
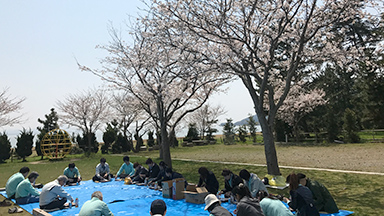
{"left": 39, "top": 175, "right": 74, "bottom": 210}
{"left": 204, "top": 194, "right": 232, "bottom": 216}
{"left": 79, "top": 191, "right": 113, "bottom": 216}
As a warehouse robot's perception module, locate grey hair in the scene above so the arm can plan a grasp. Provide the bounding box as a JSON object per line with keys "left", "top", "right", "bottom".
{"left": 57, "top": 175, "right": 68, "bottom": 183}
{"left": 91, "top": 191, "right": 103, "bottom": 200}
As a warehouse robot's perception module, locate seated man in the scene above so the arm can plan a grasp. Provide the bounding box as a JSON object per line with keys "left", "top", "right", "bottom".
{"left": 79, "top": 191, "right": 113, "bottom": 216}
{"left": 297, "top": 173, "right": 339, "bottom": 213}
{"left": 131, "top": 162, "right": 148, "bottom": 180}
{"left": 6, "top": 167, "right": 30, "bottom": 199}
{"left": 218, "top": 169, "right": 243, "bottom": 198}
{"left": 132, "top": 169, "right": 148, "bottom": 184}
{"left": 93, "top": 158, "right": 113, "bottom": 182}
{"left": 63, "top": 163, "right": 82, "bottom": 185}
{"left": 15, "top": 172, "right": 40, "bottom": 204}
{"left": 150, "top": 199, "right": 167, "bottom": 216}
{"left": 39, "top": 175, "right": 74, "bottom": 210}
{"left": 239, "top": 169, "right": 268, "bottom": 198}
{"left": 148, "top": 161, "right": 167, "bottom": 186}
{"left": 146, "top": 158, "right": 160, "bottom": 182}
{"left": 163, "top": 168, "right": 188, "bottom": 188}
{"left": 115, "top": 156, "right": 135, "bottom": 179}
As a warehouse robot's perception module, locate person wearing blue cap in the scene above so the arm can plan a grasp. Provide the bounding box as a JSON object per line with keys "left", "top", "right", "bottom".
{"left": 150, "top": 199, "right": 167, "bottom": 216}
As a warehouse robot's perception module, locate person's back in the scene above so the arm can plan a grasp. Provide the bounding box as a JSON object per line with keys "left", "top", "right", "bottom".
{"left": 150, "top": 199, "right": 166, "bottom": 216}
{"left": 79, "top": 191, "right": 113, "bottom": 216}
{"left": 306, "top": 178, "right": 339, "bottom": 213}
{"left": 260, "top": 198, "right": 293, "bottom": 216}
{"left": 204, "top": 194, "right": 232, "bottom": 216}
{"left": 289, "top": 186, "right": 319, "bottom": 216}
{"left": 6, "top": 167, "right": 29, "bottom": 199}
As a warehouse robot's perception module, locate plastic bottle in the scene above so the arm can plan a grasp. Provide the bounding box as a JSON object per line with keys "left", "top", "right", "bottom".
{"left": 69, "top": 201, "right": 72, "bottom": 208}
{"left": 75, "top": 198, "right": 79, "bottom": 207}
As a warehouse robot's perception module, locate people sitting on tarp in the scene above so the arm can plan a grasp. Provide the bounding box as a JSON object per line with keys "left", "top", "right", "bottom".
{"left": 15, "top": 171, "right": 40, "bottom": 205}
{"left": 296, "top": 173, "right": 339, "bottom": 213}
{"left": 6, "top": 167, "right": 30, "bottom": 199}
{"left": 115, "top": 156, "right": 135, "bottom": 180}
{"left": 145, "top": 158, "right": 160, "bottom": 183}
{"left": 284, "top": 173, "right": 319, "bottom": 216}
{"left": 39, "top": 175, "right": 74, "bottom": 210}
{"left": 239, "top": 169, "right": 268, "bottom": 198}
{"left": 79, "top": 191, "right": 113, "bottom": 216}
{"left": 63, "top": 163, "right": 82, "bottom": 185}
{"left": 218, "top": 169, "right": 244, "bottom": 198}
{"left": 197, "top": 167, "right": 219, "bottom": 195}
{"left": 150, "top": 199, "right": 167, "bottom": 216}
{"left": 204, "top": 194, "right": 233, "bottom": 216}
{"left": 258, "top": 190, "right": 293, "bottom": 216}
{"left": 232, "top": 183, "right": 264, "bottom": 216}
{"left": 148, "top": 161, "right": 167, "bottom": 186}
{"left": 132, "top": 169, "right": 148, "bottom": 184}
{"left": 93, "top": 158, "right": 113, "bottom": 182}
{"left": 131, "top": 162, "right": 148, "bottom": 180}
{"left": 163, "top": 168, "right": 188, "bottom": 188}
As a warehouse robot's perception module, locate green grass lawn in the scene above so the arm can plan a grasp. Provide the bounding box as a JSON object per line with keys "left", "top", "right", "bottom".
{"left": 1, "top": 143, "right": 384, "bottom": 216}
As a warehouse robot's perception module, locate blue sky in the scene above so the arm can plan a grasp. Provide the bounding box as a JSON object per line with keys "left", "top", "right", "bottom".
{"left": 0, "top": 0, "right": 255, "bottom": 145}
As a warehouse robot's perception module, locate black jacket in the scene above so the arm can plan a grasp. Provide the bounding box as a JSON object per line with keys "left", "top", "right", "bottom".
{"left": 198, "top": 171, "right": 219, "bottom": 194}
{"left": 222, "top": 174, "right": 243, "bottom": 194}
{"left": 148, "top": 163, "right": 160, "bottom": 179}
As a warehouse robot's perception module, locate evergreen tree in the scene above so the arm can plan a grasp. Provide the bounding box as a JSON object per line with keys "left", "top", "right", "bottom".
{"left": 134, "top": 133, "right": 144, "bottom": 152}
{"left": 185, "top": 123, "right": 199, "bottom": 142}
{"left": 102, "top": 123, "right": 118, "bottom": 154}
{"left": 16, "top": 128, "right": 34, "bottom": 162}
{"left": 343, "top": 108, "right": 360, "bottom": 143}
{"left": 147, "top": 130, "right": 155, "bottom": 147}
{"left": 36, "top": 108, "right": 59, "bottom": 159}
{"left": 237, "top": 125, "right": 247, "bottom": 143}
{"left": 247, "top": 115, "right": 258, "bottom": 144}
{"left": 169, "top": 130, "right": 178, "bottom": 147}
{"left": 205, "top": 119, "right": 218, "bottom": 142}
{"left": 77, "top": 132, "right": 99, "bottom": 154}
{"left": 111, "top": 133, "right": 123, "bottom": 154}
{"left": 223, "top": 119, "right": 235, "bottom": 145}
{"left": 0, "top": 132, "right": 11, "bottom": 163}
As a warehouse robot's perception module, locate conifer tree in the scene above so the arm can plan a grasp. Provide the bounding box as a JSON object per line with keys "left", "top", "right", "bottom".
{"left": 16, "top": 128, "right": 34, "bottom": 162}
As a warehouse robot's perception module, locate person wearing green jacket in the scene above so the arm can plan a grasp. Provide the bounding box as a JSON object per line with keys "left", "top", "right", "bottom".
{"left": 63, "top": 163, "right": 82, "bottom": 185}
{"left": 5, "top": 167, "right": 30, "bottom": 199}
{"left": 79, "top": 191, "right": 113, "bottom": 216}
{"left": 297, "top": 173, "right": 339, "bottom": 213}
{"left": 15, "top": 172, "right": 40, "bottom": 204}
{"left": 115, "top": 156, "right": 135, "bottom": 179}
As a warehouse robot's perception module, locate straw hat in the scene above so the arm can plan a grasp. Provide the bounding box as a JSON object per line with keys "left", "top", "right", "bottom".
{"left": 204, "top": 194, "right": 220, "bottom": 210}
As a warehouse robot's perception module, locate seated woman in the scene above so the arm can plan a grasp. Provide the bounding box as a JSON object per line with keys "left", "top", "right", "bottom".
{"left": 232, "top": 183, "right": 264, "bottom": 216}
{"left": 132, "top": 169, "right": 148, "bottom": 184}
{"left": 219, "top": 169, "right": 243, "bottom": 198}
{"left": 163, "top": 168, "right": 188, "bottom": 188}
{"left": 258, "top": 191, "right": 293, "bottom": 216}
{"left": 284, "top": 173, "right": 319, "bottom": 216}
{"left": 197, "top": 167, "right": 219, "bottom": 195}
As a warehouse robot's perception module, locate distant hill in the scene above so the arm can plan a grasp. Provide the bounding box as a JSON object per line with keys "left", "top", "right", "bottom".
{"left": 220, "top": 115, "right": 259, "bottom": 126}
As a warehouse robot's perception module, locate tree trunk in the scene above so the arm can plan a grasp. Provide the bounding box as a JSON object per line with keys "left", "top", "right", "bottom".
{"left": 160, "top": 120, "right": 172, "bottom": 168}
{"left": 258, "top": 113, "right": 281, "bottom": 175}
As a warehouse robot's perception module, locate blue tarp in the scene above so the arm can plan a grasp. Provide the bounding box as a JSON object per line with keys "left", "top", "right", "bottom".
{"left": 1, "top": 180, "right": 353, "bottom": 216}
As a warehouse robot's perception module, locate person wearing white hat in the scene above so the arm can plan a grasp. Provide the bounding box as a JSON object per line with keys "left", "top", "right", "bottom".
{"left": 204, "top": 194, "right": 232, "bottom": 216}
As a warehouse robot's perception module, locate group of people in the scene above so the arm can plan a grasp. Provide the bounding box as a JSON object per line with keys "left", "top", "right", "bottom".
{"left": 4, "top": 157, "right": 339, "bottom": 216}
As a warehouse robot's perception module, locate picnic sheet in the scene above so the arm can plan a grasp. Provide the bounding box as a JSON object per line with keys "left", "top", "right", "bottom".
{"left": 0, "top": 180, "right": 353, "bottom": 216}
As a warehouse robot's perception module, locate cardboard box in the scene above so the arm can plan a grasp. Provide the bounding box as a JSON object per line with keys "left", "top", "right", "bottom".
{"left": 162, "top": 178, "right": 185, "bottom": 200}
{"left": 172, "top": 178, "right": 185, "bottom": 200}
{"left": 162, "top": 180, "right": 173, "bottom": 198}
{"left": 182, "top": 184, "right": 209, "bottom": 204}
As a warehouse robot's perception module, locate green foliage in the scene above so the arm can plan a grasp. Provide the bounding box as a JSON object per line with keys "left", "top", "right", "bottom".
{"left": 169, "top": 130, "right": 179, "bottom": 147}
{"left": 205, "top": 119, "right": 218, "bottom": 141}
{"left": 0, "top": 132, "right": 11, "bottom": 163}
{"left": 102, "top": 123, "right": 118, "bottom": 154}
{"left": 147, "top": 130, "right": 155, "bottom": 147}
{"left": 16, "top": 128, "right": 34, "bottom": 162}
{"left": 36, "top": 108, "right": 59, "bottom": 159}
{"left": 223, "top": 119, "right": 235, "bottom": 145}
{"left": 185, "top": 123, "right": 199, "bottom": 142}
{"left": 343, "top": 108, "right": 360, "bottom": 143}
{"left": 121, "top": 133, "right": 131, "bottom": 152}
{"left": 247, "top": 115, "right": 258, "bottom": 143}
{"left": 134, "top": 133, "right": 144, "bottom": 152}
{"left": 111, "top": 133, "right": 123, "bottom": 154}
{"left": 237, "top": 125, "right": 247, "bottom": 143}
{"left": 76, "top": 132, "right": 99, "bottom": 154}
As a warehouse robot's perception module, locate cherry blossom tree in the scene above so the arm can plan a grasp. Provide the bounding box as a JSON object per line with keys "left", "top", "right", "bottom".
{"left": 56, "top": 88, "right": 111, "bottom": 152}
{"left": 154, "top": 0, "right": 382, "bottom": 175}
{"left": 276, "top": 82, "right": 327, "bottom": 141}
{"left": 0, "top": 87, "right": 25, "bottom": 127}
{"left": 80, "top": 14, "right": 231, "bottom": 167}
